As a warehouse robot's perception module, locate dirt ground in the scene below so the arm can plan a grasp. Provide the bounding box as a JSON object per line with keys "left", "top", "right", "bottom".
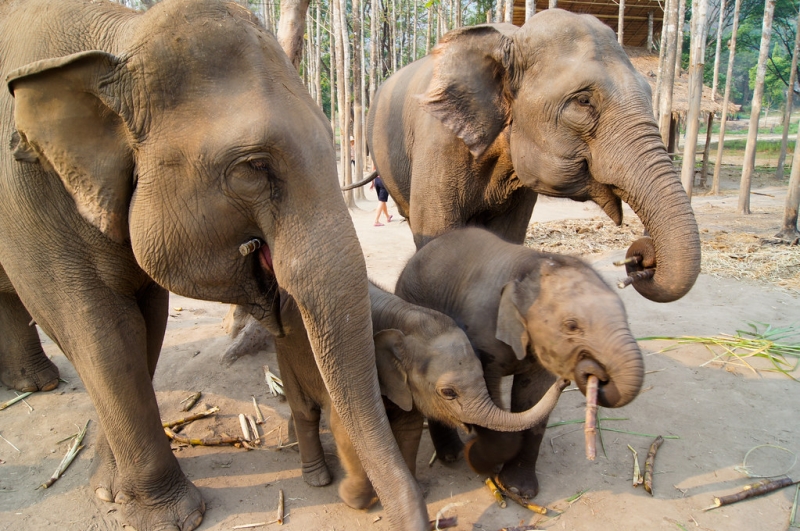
{"left": 1, "top": 167, "right": 799, "bottom": 531}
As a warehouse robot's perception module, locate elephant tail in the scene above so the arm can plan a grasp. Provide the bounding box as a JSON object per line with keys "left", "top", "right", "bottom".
{"left": 341, "top": 169, "right": 378, "bottom": 191}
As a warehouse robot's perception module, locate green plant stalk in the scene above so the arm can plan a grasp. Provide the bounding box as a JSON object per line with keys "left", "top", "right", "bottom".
{"left": 0, "top": 391, "right": 33, "bottom": 411}
{"left": 39, "top": 419, "right": 90, "bottom": 489}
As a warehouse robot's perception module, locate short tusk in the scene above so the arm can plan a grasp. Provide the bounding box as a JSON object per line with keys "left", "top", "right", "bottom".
{"left": 239, "top": 238, "right": 263, "bottom": 256}
{"left": 618, "top": 269, "right": 655, "bottom": 289}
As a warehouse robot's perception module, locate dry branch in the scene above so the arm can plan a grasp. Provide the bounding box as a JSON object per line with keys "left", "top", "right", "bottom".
{"left": 162, "top": 406, "right": 219, "bottom": 429}
{"left": 276, "top": 489, "right": 285, "bottom": 525}
{"left": 643, "top": 435, "right": 665, "bottom": 495}
{"left": 707, "top": 477, "right": 797, "bottom": 509}
{"left": 584, "top": 375, "right": 599, "bottom": 460}
{"left": 180, "top": 391, "right": 201, "bottom": 412}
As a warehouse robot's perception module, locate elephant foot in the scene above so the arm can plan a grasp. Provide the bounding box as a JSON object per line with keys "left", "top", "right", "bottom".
{"left": 90, "top": 432, "right": 120, "bottom": 502}
{"left": 301, "top": 457, "right": 332, "bottom": 487}
{"left": 496, "top": 462, "right": 540, "bottom": 499}
{"left": 0, "top": 348, "right": 59, "bottom": 392}
{"left": 428, "top": 421, "right": 464, "bottom": 464}
{"left": 339, "top": 476, "right": 377, "bottom": 510}
{"left": 115, "top": 477, "right": 205, "bottom": 531}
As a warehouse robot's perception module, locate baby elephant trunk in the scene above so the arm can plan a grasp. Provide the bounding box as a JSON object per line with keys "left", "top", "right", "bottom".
{"left": 574, "top": 339, "right": 644, "bottom": 408}
{"left": 462, "top": 378, "right": 569, "bottom": 432}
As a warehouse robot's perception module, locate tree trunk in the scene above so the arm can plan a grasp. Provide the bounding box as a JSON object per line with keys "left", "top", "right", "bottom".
{"left": 658, "top": 0, "right": 680, "bottom": 145}
{"left": 653, "top": 0, "right": 673, "bottom": 116}
{"left": 700, "top": 112, "right": 714, "bottom": 188}
{"left": 674, "top": 0, "right": 686, "bottom": 78}
{"left": 549, "top": 0, "right": 558, "bottom": 9}
{"left": 738, "top": 0, "right": 776, "bottom": 215}
{"left": 526, "top": 0, "right": 536, "bottom": 21}
{"left": 775, "top": 125, "right": 800, "bottom": 241}
{"left": 391, "top": 0, "right": 398, "bottom": 73}
{"left": 712, "top": 0, "right": 742, "bottom": 195}
{"left": 315, "top": 2, "right": 322, "bottom": 108}
{"left": 412, "top": 0, "right": 418, "bottom": 59}
{"left": 277, "top": 0, "right": 311, "bottom": 70}
{"left": 710, "top": 0, "right": 726, "bottom": 100}
{"left": 353, "top": 0, "right": 365, "bottom": 201}
{"left": 504, "top": 0, "right": 513, "bottom": 23}
{"left": 775, "top": 9, "right": 800, "bottom": 181}
{"left": 680, "top": 0, "right": 708, "bottom": 200}
{"left": 647, "top": 11, "right": 654, "bottom": 52}
{"left": 370, "top": 0, "right": 379, "bottom": 104}
{"left": 332, "top": 0, "right": 352, "bottom": 206}
{"left": 617, "top": 0, "right": 625, "bottom": 45}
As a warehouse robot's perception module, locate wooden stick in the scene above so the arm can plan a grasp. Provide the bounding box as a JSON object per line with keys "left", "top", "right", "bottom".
{"left": 0, "top": 391, "right": 33, "bottom": 411}
{"left": 494, "top": 475, "right": 548, "bottom": 514}
{"left": 643, "top": 435, "right": 664, "bottom": 495}
{"left": 484, "top": 477, "right": 506, "bottom": 508}
{"left": 252, "top": 396, "right": 265, "bottom": 424}
{"left": 276, "top": 489, "right": 285, "bottom": 525}
{"left": 162, "top": 406, "right": 219, "bottom": 428}
{"left": 707, "top": 477, "right": 797, "bottom": 509}
{"left": 39, "top": 419, "right": 90, "bottom": 489}
{"left": 180, "top": 392, "right": 201, "bottom": 412}
{"left": 584, "top": 375, "right": 599, "bottom": 460}
{"left": 164, "top": 427, "right": 243, "bottom": 446}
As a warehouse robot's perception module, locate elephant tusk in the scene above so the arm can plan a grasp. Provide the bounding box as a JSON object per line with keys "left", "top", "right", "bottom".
{"left": 239, "top": 238, "right": 264, "bottom": 256}
{"left": 613, "top": 256, "right": 642, "bottom": 267}
{"left": 617, "top": 269, "right": 655, "bottom": 289}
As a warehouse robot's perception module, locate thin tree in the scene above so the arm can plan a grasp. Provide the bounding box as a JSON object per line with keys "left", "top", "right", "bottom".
{"left": 710, "top": 0, "right": 727, "bottom": 100}
{"left": 738, "top": 0, "right": 777, "bottom": 215}
{"left": 353, "top": 0, "right": 365, "bottom": 195}
{"left": 680, "top": 0, "right": 709, "bottom": 199}
{"left": 370, "top": 0, "right": 379, "bottom": 103}
{"left": 712, "top": 0, "right": 742, "bottom": 195}
{"left": 775, "top": 9, "right": 800, "bottom": 181}
{"left": 277, "top": 0, "right": 311, "bottom": 69}
{"left": 618, "top": 0, "right": 625, "bottom": 45}
{"left": 332, "top": 0, "right": 354, "bottom": 207}
{"left": 654, "top": 0, "right": 673, "bottom": 116}
{"left": 775, "top": 124, "right": 800, "bottom": 242}
{"left": 504, "top": 0, "right": 513, "bottom": 23}
{"left": 674, "top": 0, "right": 686, "bottom": 79}
{"left": 315, "top": 2, "right": 322, "bottom": 108}
{"left": 526, "top": 0, "right": 535, "bottom": 21}
{"left": 658, "top": 0, "right": 680, "bottom": 146}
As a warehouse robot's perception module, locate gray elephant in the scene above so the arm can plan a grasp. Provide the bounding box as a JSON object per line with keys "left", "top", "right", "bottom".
{"left": 366, "top": 9, "right": 701, "bottom": 305}
{"left": 0, "top": 1, "right": 427, "bottom": 529}
{"left": 395, "top": 228, "right": 644, "bottom": 498}
{"left": 275, "top": 282, "right": 568, "bottom": 510}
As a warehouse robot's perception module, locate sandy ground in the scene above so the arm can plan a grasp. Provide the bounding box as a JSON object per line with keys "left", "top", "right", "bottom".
{"left": 1, "top": 175, "right": 799, "bottom": 531}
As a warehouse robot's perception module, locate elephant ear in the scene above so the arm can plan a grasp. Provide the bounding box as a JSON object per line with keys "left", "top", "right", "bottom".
{"left": 7, "top": 51, "right": 134, "bottom": 244}
{"left": 374, "top": 329, "right": 414, "bottom": 412}
{"left": 496, "top": 280, "right": 532, "bottom": 361}
{"left": 419, "top": 24, "right": 518, "bottom": 158}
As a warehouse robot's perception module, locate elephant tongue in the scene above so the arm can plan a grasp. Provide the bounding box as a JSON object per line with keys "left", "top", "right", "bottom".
{"left": 259, "top": 245, "right": 274, "bottom": 273}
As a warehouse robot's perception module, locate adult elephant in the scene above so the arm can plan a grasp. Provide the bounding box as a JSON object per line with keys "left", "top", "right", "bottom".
{"left": 0, "top": 1, "right": 426, "bottom": 530}
{"left": 367, "top": 9, "right": 701, "bottom": 304}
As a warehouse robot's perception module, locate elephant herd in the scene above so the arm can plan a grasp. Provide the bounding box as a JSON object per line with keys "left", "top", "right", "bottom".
{"left": 0, "top": 0, "right": 700, "bottom": 530}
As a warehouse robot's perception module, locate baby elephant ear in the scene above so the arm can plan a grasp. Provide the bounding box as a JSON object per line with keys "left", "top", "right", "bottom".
{"left": 496, "top": 280, "right": 530, "bottom": 360}
{"left": 374, "top": 329, "right": 414, "bottom": 412}
{"left": 7, "top": 51, "right": 134, "bottom": 244}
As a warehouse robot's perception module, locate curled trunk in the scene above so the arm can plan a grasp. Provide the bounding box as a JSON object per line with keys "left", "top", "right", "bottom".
{"left": 461, "top": 378, "right": 569, "bottom": 432}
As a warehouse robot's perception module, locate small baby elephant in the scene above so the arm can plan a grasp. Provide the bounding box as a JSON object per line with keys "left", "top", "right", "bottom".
{"left": 274, "top": 281, "right": 567, "bottom": 510}
{"left": 395, "top": 227, "right": 644, "bottom": 499}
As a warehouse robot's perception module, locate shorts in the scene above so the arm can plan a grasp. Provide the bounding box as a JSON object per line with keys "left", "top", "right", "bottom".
{"left": 375, "top": 182, "right": 389, "bottom": 202}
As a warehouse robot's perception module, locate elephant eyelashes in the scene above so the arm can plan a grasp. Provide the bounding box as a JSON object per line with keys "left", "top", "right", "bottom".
{"left": 562, "top": 319, "right": 582, "bottom": 334}
{"left": 438, "top": 387, "right": 458, "bottom": 400}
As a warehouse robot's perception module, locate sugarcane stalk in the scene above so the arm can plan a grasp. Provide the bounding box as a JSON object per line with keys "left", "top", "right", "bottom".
{"left": 0, "top": 391, "right": 33, "bottom": 411}
{"left": 627, "top": 444, "right": 643, "bottom": 487}
{"left": 643, "top": 435, "right": 664, "bottom": 495}
{"left": 789, "top": 484, "right": 799, "bottom": 528}
{"left": 484, "top": 477, "right": 506, "bottom": 508}
{"left": 180, "top": 392, "right": 202, "bottom": 412}
{"left": 162, "top": 406, "right": 219, "bottom": 428}
{"left": 252, "top": 396, "right": 265, "bottom": 424}
{"left": 164, "top": 427, "right": 243, "bottom": 446}
{"left": 239, "top": 413, "right": 252, "bottom": 442}
{"left": 498, "top": 525, "right": 539, "bottom": 531}
{"left": 494, "top": 475, "right": 547, "bottom": 514}
{"left": 708, "top": 477, "right": 796, "bottom": 509}
{"left": 276, "top": 489, "right": 285, "bottom": 525}
{"left": 584, "top": 375, "right": 599, "bottom": 460}
{"left": 38, "top": 419, "right": 90, "bottom": 489}
{"left": 429, "top": 516, "right": 457, "bottom": 530}
{"left": 247, "top": 414, "right": 261, "bottom": 445}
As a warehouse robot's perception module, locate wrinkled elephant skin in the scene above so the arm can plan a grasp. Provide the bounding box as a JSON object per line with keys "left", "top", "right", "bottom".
{"left": 368, "top": 9, "right": 700, "bottom": 303}
{"left": 0, "top": 1, "right": 427, "bottom": 530}
{"left": 395, "top": 228, "right": 644, "bottom": 498}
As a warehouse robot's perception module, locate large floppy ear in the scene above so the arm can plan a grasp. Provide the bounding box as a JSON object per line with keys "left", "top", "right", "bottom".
{"left": 7, "top": 51, "right": 134, "bottom": 244}
{"left": 374, "top": 329, "right": 414, "bottom": 412}
{"left": 419, "top": 24, "right": 518, "bottom": 158}
{"left": 496, "top": 280, "right": 531, "bottom": 361}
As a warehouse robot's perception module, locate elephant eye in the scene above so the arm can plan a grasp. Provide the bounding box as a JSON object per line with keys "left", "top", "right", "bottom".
{"left": 249, "top": 158, "right": 272, "bottom": 172}
{"left": 438, "top": 387, "right": 458, "bottom": 400}
{"left": 575, "top": 93, "right": 592, "bottom": 107}
{"left": 563, "top": 319, "right": 581, "bottom": 334}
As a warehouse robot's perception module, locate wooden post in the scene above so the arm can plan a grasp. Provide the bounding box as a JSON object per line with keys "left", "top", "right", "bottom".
{"left": 680, "top": 0, "right": 709, "bottom": 200}
{"left": 647, "top": 11, "right": 654, "bottom": 52}
{"left": 549, "top": 0, "right": 557, "bottom": 9}
{"left": 658, "top": 0, "right": 680, "bottom": 145}
{"left": 618, "top": 0, "right": 625, "bottom": 45}
{"left": 526, "top": 0, "right": 536, "bottom": 21}
{"left": 653, "top": 0, "right": 672, "bottom": 116}
{"left": 710, "top": 0, "right": 727, "bottom": 100}
{"left": 700, "top": 112, "right": 714, "bottom": 188}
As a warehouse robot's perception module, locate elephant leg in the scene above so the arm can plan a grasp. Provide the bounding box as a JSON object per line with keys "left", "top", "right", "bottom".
{"left": 496, "top": 367, "right": 557, "bottom": 499}
{"left": 427, "top": 420, "right": 464, "bottom": 464}
{"left": 91, "top": 282, "right": 169, "bottom": 503}
{"left": 0, "top": 290, "right": 60, "bottom": 392}
{"left": 463, "top": 427, "right": 524, "bottom": 475}
{"left": 385, "top": 402, "right": 424, "bottom": 477}
{"left": 293, "top": 406, "right": 331, "bottom": 487}
{"left": 477, "top": 188, "right": 538, "bottom": 245}
{"left": 329, "top": 405, "right": 377, "bottom": 510}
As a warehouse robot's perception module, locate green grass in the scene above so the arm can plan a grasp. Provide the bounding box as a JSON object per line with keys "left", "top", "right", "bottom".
{"left": 707, "top": 138, "right": 796, "bottom": 155}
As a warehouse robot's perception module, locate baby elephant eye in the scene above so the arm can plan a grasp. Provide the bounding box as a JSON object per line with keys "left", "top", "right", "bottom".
{"left": 438, "top": 387, "right": 458, "bottom": 400}
{"left": 563, "top": 319, "right": 581, "bottom": 334}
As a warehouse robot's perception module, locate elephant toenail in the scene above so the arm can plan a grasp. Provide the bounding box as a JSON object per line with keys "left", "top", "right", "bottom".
{"left": 95, "top": 487, "right": 114, "bottom": 502}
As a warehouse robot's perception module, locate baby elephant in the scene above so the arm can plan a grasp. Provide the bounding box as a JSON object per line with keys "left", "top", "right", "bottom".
{"left": 395, "top": 227, "right": 644, "bottom": 499}
{"left": 274, "top": 281, "right": 567, "bottom": 510}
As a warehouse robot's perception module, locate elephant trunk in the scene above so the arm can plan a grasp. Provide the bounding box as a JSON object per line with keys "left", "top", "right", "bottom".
{"left": 593, "top": 109, "right": 701, "bottom": 303}
{"left": 573, "top": 326, "right": 644, "bottom": 408}
{"left": 269, "top": 194, "right": 427, "bottom": 529}
{"left": 461, "top": 378, "right": 569, "bottom": 432}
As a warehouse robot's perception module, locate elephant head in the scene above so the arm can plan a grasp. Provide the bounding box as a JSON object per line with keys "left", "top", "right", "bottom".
{"left": 496, "top": 255, "right": 643, "bottom": 408}
{"left": 6, "top": 1, "right": 424, "bottom": 526}
{"left": 373, "top": 323, "right": 568, "bottom": 432}
{"left": 420, "top": 9, "right": 701, "bottom": 303}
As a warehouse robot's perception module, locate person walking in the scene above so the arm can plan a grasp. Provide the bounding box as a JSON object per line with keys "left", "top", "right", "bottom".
{"left": 370, "top": 169, "right": 392, "bottom": 226}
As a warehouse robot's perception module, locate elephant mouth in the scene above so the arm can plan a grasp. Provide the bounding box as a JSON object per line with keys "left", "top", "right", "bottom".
{"left": 573, "top": 356, "right": 617, "bottom": 407}
{"left": 240, "top": 238, "right": 284, "bottom": 336}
